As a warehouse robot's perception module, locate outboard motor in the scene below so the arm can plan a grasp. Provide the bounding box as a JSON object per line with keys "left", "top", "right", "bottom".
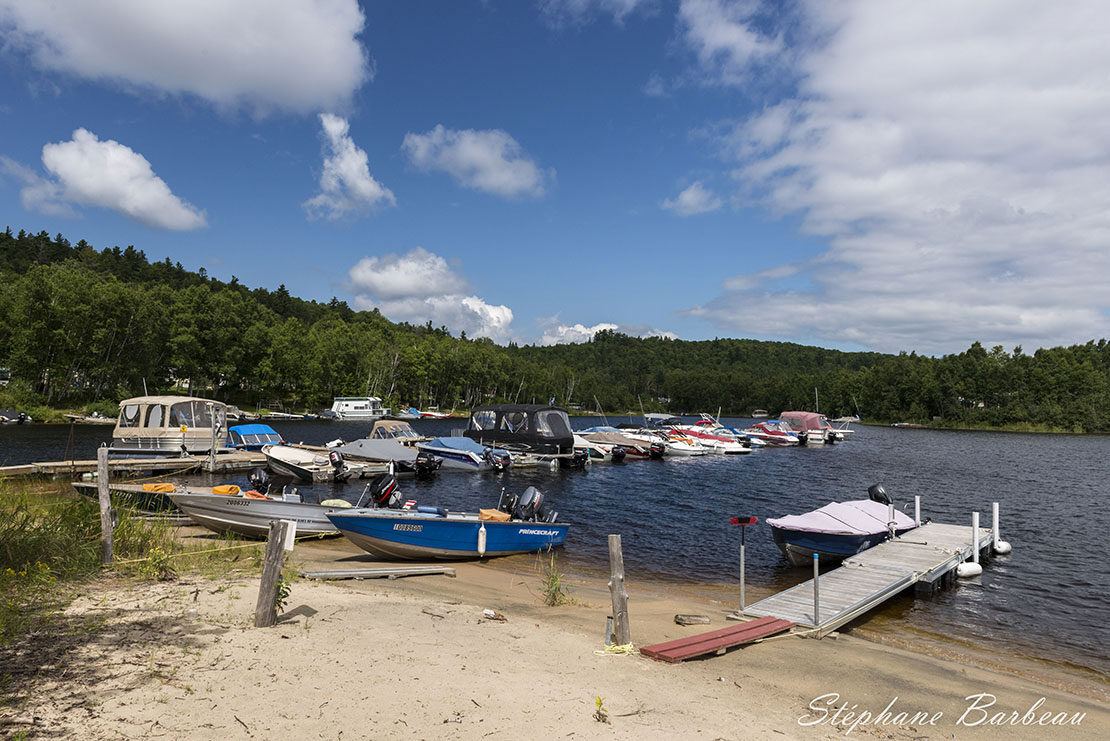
{"left": 328, "top": 450, "right": 344, "bottom": 469}
{"left": 413, "top": 450, "right": 442, "bottom": 480}
{"left": 514, "top": 486, "right": 552, "bottom": 522}
{"left": 367, "top": 472, "right": 403, "bottom": 509}
{"left": 247, "top": 467, "right": 270, "bottom": 495}
{"left": 484, "top": 448, "right": 512, "bottom": 472}
{"left": 868, "top": 483, "right": 892, "bottom": 505}
{"left": 648, "top": 441, "right": 666, "bottom": 459}
{"left": 610, "top": 445, "right": 626, "bottom": 463}
{"left": 559, "top": 450, "right": 590, "bottom": 469}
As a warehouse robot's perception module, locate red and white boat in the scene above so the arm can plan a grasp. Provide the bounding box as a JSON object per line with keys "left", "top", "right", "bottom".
{"left": 420, "top": 409, "right": 455, "bottom": 419}
{"left": 742, "top": 420, "right": 802, "bottom": 447}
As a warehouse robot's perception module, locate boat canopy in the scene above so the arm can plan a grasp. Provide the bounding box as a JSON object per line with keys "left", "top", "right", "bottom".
{"left": 778, "top": 411, "right": 832, "bottom": 431}
{"left": 464, "top": 404, "right": 574, "bottom": 456}
{"left": 228, "top": 423, "right": 283, "bottom": 448}
{"left": 370, "top": 419, "right": 423, "bottom": 441}
{"left": 116, "top": 396, "right": 227, "bottom": 432}
{"left": 768, "top": 500, "right": 916, "bottom": 536}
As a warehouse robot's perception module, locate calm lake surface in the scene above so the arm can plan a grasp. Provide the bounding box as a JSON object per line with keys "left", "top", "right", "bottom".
{"left": 3, "top": 417, "right": 1108, "bottom": 682}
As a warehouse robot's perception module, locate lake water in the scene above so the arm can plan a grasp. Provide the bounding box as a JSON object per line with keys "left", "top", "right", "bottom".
{"left": 3, "top": 417, "right": 1108, "bottom": 688}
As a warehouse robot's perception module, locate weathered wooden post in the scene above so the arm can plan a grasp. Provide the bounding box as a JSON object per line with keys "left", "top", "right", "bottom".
{"left": 607, "top": 534, "right": 631, "bottom": 646}
{"left": 254, "top": 520, "right": 293, "bottom": 627}
{"left": 97, "top": 446, "right": 113, "bottom": 565}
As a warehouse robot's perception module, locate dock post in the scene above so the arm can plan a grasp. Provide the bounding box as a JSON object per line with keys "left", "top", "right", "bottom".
{"left": 914, "top": 496, "right": 921, "bottom": 527}
{"left": 812, "top": 553, "right": 820, "bottom": 627}
{"left": 607, "top": 534, "right": 631, "bottom": 646}
{"left": 972, "top": 511, "right": 980, "bottom": 564}
{"left": 740, "top": 534, "right": 746, "bottom": 611}
{"left": 991, "top": 502, "right": 1011, "bottom": 554}
{"left": 254, "top": 519, "right": 292, "bottom": 628}
{"left": 96, "top": 446, "right": 113, "bottom": 565}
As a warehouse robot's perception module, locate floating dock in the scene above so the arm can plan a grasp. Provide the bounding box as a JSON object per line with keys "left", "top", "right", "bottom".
{"left": 741, "top": 522, "right": 994, "bottom": 636}
{"left": 0, "top": 451, "right": 268, "bottom": 479}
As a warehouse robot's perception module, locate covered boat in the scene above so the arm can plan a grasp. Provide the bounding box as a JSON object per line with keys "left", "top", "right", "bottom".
{"left": 416, "top": 436, "right": 511, "bottom": 471}
{"left": 767, "top": 485, "right": 917, "bottom": 566}
{"left": 228, "top": 423, "right": 284, "bottom": 450}
{"left": 778, "top": 411, "right": 844, "bottom": 444}
{"left": 463, "top": 404, "right": 574, "bottom": 457}
{"left": 111, "top": 396, "right": 227, "bottom": 456}
{"left": 333, "top": 438, "right": 442, "bottom": 478}
{"left": 327, "top": 476, "right": 567, "bottom": 560}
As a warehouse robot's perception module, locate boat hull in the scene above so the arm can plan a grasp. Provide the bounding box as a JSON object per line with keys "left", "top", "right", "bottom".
{"left": 168, "top": 493, "right": 342, "bottom": 538}
{"left": 770, "top": 524, "right": 915, "bottom": 566}
{"left": 328, "top": 511, "right": 568, "bottom": 560}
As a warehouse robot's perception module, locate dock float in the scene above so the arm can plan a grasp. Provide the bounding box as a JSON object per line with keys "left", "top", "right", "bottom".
{"left": 640, "top": 615, "right": 796, "bottom": 663}
{"left": 741, "top": 522, "right": 994, "bottom": 636}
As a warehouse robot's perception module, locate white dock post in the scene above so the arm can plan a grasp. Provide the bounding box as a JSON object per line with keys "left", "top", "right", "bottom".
{"left": 812, "top": 553, "right": 820, "bottom": 626}
{"left": 914, "top": 496, "right": 921, "bottom": 527}
{"left": 972, "top": 511, "right": 980, "bottom": 564}
{"left": 887, "top": 502, "right": 896, "bottom": 538}
{"left": 992, "top": 502, "right": 1011, "bottom": 554}
{"left": 957, "top": 511, "right": 983, "bottom": 578}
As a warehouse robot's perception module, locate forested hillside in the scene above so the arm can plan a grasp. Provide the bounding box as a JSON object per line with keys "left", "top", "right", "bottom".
{"left": 3, "top": 227, "right": 1109, "bottom": 431}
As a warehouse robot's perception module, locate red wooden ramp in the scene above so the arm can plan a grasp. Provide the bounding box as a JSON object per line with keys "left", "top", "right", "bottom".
{"left": 640, "top": 616, "right": 796, "bottom": 664}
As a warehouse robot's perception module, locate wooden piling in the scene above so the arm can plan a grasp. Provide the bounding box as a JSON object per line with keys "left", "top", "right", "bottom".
{"left": 254, "top": 520, "right": 291, "bottom": 628}
{"left": 607, "top": 534, "right": 631, "bottom": 646}
{"left": 96, "top": 446, "right": 113, "bottom": 565}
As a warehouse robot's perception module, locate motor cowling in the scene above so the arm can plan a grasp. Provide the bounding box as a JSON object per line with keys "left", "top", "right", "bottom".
{"left": 485, "top": 449, "right": 512, "bottom": 472}
{"left": 367, "top": 472, "right": 402, "bottom": 509}
{"left": 559, "top": 450, "right": 590, "bottom": 469}
{"left": 513, "top": 486, "right": 557, "bottom": 522}
{"left": 868, "top": 483, "right": 892, "bottom": 505}
{"left": 610, "top": 445, "right": 626, "bottom": 462}
{"left": 649, "top": 442, "right": 666, "bottom": 458}
{"left": 247, "top": 467, "right": 270, "bottom": 494}
{"left": 328, "top": 450, "right": 344, "bottom": 469}
{"left": 414, "top": 450, "right": 441, "bottom": 480}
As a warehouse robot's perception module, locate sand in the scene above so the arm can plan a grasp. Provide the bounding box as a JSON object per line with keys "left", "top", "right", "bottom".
{"left": 2, "top": 535, "right": 1107, "bottom": 740}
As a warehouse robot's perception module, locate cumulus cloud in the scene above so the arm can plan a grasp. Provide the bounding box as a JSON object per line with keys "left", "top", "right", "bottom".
{"left": 678, "top": 0, "right": 782, "bottom": 85}
{"left": 402, "top": 125, "right": 552, "bottom": 199}
{"left": 349, "top": 248, "right": 514, "bottom": 342}
{"left": 2, "top": 129, "right": 205, "bottom": 230}
{"left": 303, "top": 113, "right": 395, "bottom": 220}
{"left": 662, "top": 181, "right": 723, "bottom": 215}
{"left": 539, "top": 0, "right": 653, "bottom": 27}
{"left": 538, "top": 317, "right": 678, "bottom": 345}
{"left": 681, "top": 0, "right": 1110, "bottom": 354}
{"left": 0, "top": 0, "right": 369, "bottom": 115}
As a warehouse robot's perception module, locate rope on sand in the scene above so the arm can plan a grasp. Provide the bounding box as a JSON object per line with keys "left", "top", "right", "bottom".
{"left": 595, "top": 643, "right": 638, "bottom": 656}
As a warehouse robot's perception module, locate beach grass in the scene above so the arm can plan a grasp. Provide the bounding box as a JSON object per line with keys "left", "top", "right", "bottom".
{"left": 0, "top": 479, "right": 266, "bottom": 644}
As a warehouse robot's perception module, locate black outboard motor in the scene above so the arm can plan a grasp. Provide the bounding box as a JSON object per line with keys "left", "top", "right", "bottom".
{"left": 513, "top": 486, "right": 557, "bottom": 523}
{"left": 610, "top": 445, "right": 627, "bottom": 463}
{"left": 367, "top": 472, "right": 403, "bottom": 509}
{"left": 413, "top": 451, "right": 442, "bottom": 480}
{"left": 868, "top": 483, "right": 892, "bottom": 505}
{"left": 484, "top": 448, "right": 512, "bottom": 472}
{"left": 648, "top": 441, "right": 666, "bottom": 459}
{"left": 559, "top": 450, "right": 590, "bottom": 469}
{"left": 247, "top": 467, "right": 270, "bottom": 495}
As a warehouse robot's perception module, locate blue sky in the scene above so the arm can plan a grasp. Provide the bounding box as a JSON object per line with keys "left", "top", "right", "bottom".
{"left": 2, "top": 1, "right": 1108, "bottom": 354}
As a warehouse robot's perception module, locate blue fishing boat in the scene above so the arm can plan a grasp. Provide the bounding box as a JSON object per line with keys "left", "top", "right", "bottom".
{"left": 228, "top": 423, "right": 284, "bottom": 450}
{"left": 327, "top": 477, "right": 567, "bottom": 559}
{"left": 766, "top": 485, "right": 917, "bottom": 566}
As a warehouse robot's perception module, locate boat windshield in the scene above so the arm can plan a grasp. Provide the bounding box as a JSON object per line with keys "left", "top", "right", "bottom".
{"left": 169, "top": 400, "right": 224, "bottom": 429}
{"left": 119, "top": 403, "right": 141, "bottom": 428}
{"left": 535, "top": 410, "right": 572, "bottom": 438}
{"left": 470, "top": 410, "right": 497, "bottom": 431}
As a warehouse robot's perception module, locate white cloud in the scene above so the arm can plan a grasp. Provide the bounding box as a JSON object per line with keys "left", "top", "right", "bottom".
{"left": 538, "top": 317, "right": 678, "bottom": 345}
{"left": 349, "top": 248, "right": 514, "bottom": 342}
{"left": 662, "top": 181, "right": 723, "bottom": 215}
{"left": 0, "top": 0, "right": 368, "bottom": 115}
{"left": 2, "top": 129, "right": 205, "bottom": 230}
{"left": 303, "top": 113, "right": 395, "bottom": 220}
{"left": 682, "top": 0, "right": 1110, "bottom": 353}
{"left": 539, "top": 0, "right": 653, "bottom": 27}
{"left": 678, "top": 0, "right": 782, "bottom": 86}
{"left": 402, "top": 125, "right": 552, "bottom": 199}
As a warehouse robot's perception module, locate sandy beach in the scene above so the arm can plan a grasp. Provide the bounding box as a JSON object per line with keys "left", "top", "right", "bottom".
{"left": 3, "top": 533, "right": 1107, "bottom": 740}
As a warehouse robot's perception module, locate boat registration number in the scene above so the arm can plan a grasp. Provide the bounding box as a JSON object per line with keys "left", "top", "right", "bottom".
{"left": 393, "top": 524, "right": 423, "bottom": 532}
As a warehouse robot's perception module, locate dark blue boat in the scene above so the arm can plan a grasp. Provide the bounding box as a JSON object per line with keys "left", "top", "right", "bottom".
{"left": 327, "top": 479, "right": 567, "bottom": 559}
{"left": 767, "top": 485, "right": 917, "bottom": 566}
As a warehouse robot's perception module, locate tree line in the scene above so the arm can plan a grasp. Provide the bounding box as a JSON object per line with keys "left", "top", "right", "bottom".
{"left": 2, "top": 227, "right": 1109, "bottom": 431}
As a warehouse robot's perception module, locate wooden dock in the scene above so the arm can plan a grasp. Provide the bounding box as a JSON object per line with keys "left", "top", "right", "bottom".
{"left": 0, "top": 451, "right": 268, "bottom": 479}
{"left": 741, "top": 522, "right": 994, "bottom": 636}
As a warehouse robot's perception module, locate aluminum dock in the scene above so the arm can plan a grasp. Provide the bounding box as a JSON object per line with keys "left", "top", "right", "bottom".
{"left": 740, "top": 522, "right": 994, "bottom": 636}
